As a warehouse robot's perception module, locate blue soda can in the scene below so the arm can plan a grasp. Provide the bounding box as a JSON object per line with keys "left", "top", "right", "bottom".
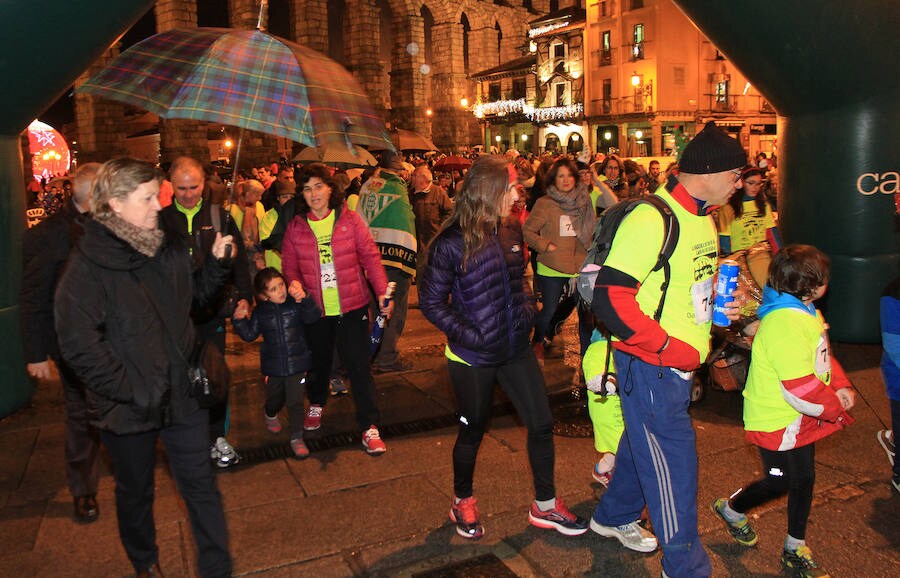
{"left": 712, "top": 259, "right": 740, "bottom": 327}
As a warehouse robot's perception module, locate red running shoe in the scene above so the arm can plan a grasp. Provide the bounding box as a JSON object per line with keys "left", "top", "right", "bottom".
{"left": 528, "top": 498, "right": 589, "bottom": 536}
{"left": 449, "top": 496, "right": 484, "bottom": 539}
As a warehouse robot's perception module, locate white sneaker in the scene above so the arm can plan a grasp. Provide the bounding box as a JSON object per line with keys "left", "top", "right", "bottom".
{"left": 210, "top": 436, "right": 240, "bottom": 468}
{"left": 589, "top": 519, "right": 658, "bottom": 552}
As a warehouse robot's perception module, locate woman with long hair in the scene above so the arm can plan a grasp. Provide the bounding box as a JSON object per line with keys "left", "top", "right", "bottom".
{"left": 420, "top": 156, "right": 588, "bottom": 540}
{"left": 717, "top": 166, "right": 782, "bottom": 255}
{"left": 55, "top": 158, "right": 234, "bottom": 577}
{"left": 280, "top": 164, "right": 392, "bottom": 454}
{"left": 523, "top": 158, "right": 596, "bottom": 359}
{"left": 598, "top": 154, "right": 630, "bottom": 200}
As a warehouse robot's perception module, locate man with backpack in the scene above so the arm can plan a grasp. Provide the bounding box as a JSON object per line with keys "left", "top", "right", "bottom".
{"left": 586, "top": 122, "right": 747, "bottom": 578}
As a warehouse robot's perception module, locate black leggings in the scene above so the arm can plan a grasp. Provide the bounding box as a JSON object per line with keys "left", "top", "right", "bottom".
{"left": 448, "top": 352, "right": 556, "bottom": 501}
{"left": 731, "top": 444, "right": 816, "bottom": 540}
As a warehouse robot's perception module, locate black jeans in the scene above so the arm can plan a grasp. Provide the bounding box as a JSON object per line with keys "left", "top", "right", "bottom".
{"left": 265, "top": 372, "right": 307, "bottom": 438}
{"left": 198, "top": 318, "right": 229, "bottom": 442}
{"left": 534, "top": 274, "right": 593, "bottom": 355}
{"left": 731, "top": 443, "right": 816, "bottom": 540}
{"left": 372, "top": 269, "right": 411, "bottom": 367}
{"left": 100, "top": 408, "right": 232, "bottom": 577}
{"left": 57, "top": 357, "right": 101, "bottom": 498}
{"left": 306, "top": 306, "right": 381, "bottom": 431}
{"left": 447, "top": 351, "right": 556, "bottom": 501}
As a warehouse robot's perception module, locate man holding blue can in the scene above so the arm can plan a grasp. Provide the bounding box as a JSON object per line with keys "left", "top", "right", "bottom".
{"left": 587, "top": 121, "right": 746, "bottom": 578}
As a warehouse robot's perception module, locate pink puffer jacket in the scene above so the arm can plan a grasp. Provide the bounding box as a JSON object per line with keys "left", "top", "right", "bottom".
{"left": 281, "top": 206, "right": 388, "bottom": 316}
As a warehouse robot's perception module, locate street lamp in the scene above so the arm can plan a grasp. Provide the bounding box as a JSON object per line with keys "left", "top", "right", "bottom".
{"left": 460, "top": 97, "right": 469, "bottom": 108}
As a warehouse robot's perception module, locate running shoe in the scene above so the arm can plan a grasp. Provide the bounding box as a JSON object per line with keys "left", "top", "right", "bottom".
{"left": 329, "top": 377, "right": 348, "bottom": 396}
{"left": 449, "top": 496, "right": 484, "bottom": 539}
{"left": 781, "top": 545, "right": 830, "bottom": 577}
{"left": 362, "top": 425, "right": 386, "bottom": 455}
{"left": 589, "top": 518, "right": 658, "bottom": 552}
{"left": 303, "top": 405, "right": 323, "bottom": 431}
{"left": 265, "top": 412, "right": 282, "bottom": 434}
{"left": 527, "top": 498, "right": 589, "bottom": 536}
{"left": 290, "top": 438, "right": 310, "bottom": 459}
{"left": 711, "top": 498, "right": 758, "bottom": 546}
{"left": 210, "top": 437, "right": 240, "bottom": 469}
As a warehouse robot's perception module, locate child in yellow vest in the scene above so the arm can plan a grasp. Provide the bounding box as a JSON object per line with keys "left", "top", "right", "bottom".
{"left": 711, "top": 244, "right": 855, "bottom": 578}
{"left": 582, "top": 332, "right": 624, "bottom": 487}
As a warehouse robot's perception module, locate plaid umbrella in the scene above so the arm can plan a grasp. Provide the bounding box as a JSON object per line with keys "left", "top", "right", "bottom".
{"left": 79, "top": 27, "right": 392, "bottom": 150}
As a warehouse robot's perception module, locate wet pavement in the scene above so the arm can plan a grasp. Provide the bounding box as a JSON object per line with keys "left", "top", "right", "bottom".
{"left": 0, "top": 287, "right": 897, "bottom": 577}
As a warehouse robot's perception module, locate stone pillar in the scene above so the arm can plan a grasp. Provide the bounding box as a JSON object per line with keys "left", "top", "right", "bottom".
{"left": 156, "top": 0, "right": 208, "bottom": 163}
{"left": 345, "top": 0, "right": 386, "bottom": 122}
{"left": 73, "top": 48, "right": 130, "bottom": 163}
{"left": 430, "top": 22, "right": 471, "bottom": 150}
{"left": 224, "top": 0, "right": 279, "bottom": 168}
{"left": 293, "top": 0, "right": 328, "bottom": 53}
{"left": 389, "top": 12, "right": 428, "bottom": 135}
{"left": 651, "top": 119, "right": 662, "bottom": 156}
{"left": 229, "top": 0, "right": 257, "bottom": 30}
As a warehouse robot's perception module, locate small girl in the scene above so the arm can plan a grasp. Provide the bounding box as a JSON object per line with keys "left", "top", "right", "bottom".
{"left": 711, "top": 244, "right": 855, "bottom": 577}
{"left": 233, "top": 268, "right": 321, "bottom": 459}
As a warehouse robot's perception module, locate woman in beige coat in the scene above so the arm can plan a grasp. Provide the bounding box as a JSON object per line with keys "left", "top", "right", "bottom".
{"left": 523, "top": 158, "right": 595, "bottom": 359}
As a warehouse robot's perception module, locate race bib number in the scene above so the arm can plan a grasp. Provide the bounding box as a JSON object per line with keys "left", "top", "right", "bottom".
{"left": 559, "top": 214, "right": 576, "bottom": 237}
{"left": 691, "top": 277, "right": 713, "bottom": 324}
{"left": 320, "top": 262, "right": 337, "bottom": 290}
{"left": 814, "top": 333, "right": 832, "bottom": 379}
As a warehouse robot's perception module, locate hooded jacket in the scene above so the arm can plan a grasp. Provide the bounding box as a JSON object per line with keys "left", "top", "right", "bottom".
{"left": 743, "top": 286, "right": 853, "bottom": 451}
{"left": 420, "top": 219, "right": 534, "bottom": 366}
{"left": 55, "top": 219, "right": 229, "bottom": 434}
{"left": 232, "top": 296, "right": 321, "bottom": 377}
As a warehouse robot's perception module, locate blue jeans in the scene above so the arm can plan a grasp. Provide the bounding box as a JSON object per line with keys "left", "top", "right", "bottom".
{"left": 593, "top": 351, "right": 710, "bottom": 578}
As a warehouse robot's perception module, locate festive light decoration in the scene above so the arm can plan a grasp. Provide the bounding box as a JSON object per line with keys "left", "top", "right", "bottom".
{"left": 529, "top": 21, "right": 570, "bottom": 38}
{"left": 524, "top": 103, "right": 584, "bottom": 122}
{"left": 473, "top": 99, "right": 526, "bottom": 119}
{"left": 27, "top": 120, "right": 70, "bottom": 182}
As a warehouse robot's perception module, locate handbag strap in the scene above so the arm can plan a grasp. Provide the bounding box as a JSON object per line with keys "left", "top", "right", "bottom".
{"left": 130, "top": 271, "right": 192, "bottom": 366}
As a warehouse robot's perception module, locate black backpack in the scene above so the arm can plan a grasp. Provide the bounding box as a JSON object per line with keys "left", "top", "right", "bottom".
{"left": 576, "top": 194, "right": 680, "bottom": 323}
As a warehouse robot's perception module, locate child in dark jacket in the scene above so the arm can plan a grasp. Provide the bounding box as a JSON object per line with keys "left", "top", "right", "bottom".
{"left": 233, "top": 268, "right": 321, "bottom": 458}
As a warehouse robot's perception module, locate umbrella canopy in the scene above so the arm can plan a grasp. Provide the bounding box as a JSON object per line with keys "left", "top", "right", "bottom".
{"left": 433, "top": 155, "right": 472, "bottom": 173}
{"left": 293, "top": 144, "right": 377, "bottom": 169}
{"left": 79, "top": 27, "right": 392, "bottom": 150}
{"left": 397, "top": 129, "right": 437, "bottom": 152}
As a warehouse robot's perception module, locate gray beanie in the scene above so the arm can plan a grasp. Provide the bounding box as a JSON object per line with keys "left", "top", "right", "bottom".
{"left": 679, "top": 121, "right": 746, "bottom": 174}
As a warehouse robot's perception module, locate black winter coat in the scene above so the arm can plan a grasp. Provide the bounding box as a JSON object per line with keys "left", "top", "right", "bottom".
{"left": 232, "top": 296, "right": 321, "bottom": 377}
{"left": 20, "top": 200, "right": 86, "bottom": 362}
{"left": 159, "top": 201, "right": 253, "bottom": 323}
{"left": 420, "top": 219, "right": 535, "bottom": 366}
{"left": 54, "top": 219, "right": 229, "bottom": 434}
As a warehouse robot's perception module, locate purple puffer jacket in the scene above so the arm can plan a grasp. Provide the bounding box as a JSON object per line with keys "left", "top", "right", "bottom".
{"left": 420, "top": 219, "right": 535, "bottom": 366}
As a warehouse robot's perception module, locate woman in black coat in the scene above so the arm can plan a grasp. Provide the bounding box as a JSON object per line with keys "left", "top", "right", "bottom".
{"left": 55, "top": 158, "right": 235, "bottom": 578}
{"left": 419, "top": 156, "right": 588, "bottom": 541}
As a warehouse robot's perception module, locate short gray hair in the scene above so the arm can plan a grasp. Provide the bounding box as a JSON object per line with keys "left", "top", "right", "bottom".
{"left": 91, "top": 158, "right": 161, "bottom": 220}
{"left": 72, "top": 162, "right": 101, "bottom": 207}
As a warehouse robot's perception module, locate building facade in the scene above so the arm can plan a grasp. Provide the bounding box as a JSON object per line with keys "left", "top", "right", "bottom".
{"left": 583, "top": 0, "right": 777, "bottom": 158}
{"left": 73, "top": 0, "right": 551, "bottom": 165}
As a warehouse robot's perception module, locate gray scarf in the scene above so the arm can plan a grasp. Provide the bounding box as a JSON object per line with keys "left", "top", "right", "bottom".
{"left": 546, "top": 183, "right": 594, "bottom": 247}
{"left": 95, "top": 213, "right": 165, "bottom": 257}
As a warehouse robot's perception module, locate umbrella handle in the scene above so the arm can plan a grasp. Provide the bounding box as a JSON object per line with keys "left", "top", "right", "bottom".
{"left": 230, "top": 127, "right": 245, "bottom": 207}
{"left": 257, "top": 0, "right": 269, "bottom": 31}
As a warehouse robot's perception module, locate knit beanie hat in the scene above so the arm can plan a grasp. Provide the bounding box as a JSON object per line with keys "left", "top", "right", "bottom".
{"left": 679, "top": 121, "right": 746, "bottom": 174}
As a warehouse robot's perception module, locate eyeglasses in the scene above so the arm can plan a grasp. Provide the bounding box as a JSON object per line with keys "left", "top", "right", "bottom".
{"left": 731, "top": 169, "right": 743, "bottom": 182}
